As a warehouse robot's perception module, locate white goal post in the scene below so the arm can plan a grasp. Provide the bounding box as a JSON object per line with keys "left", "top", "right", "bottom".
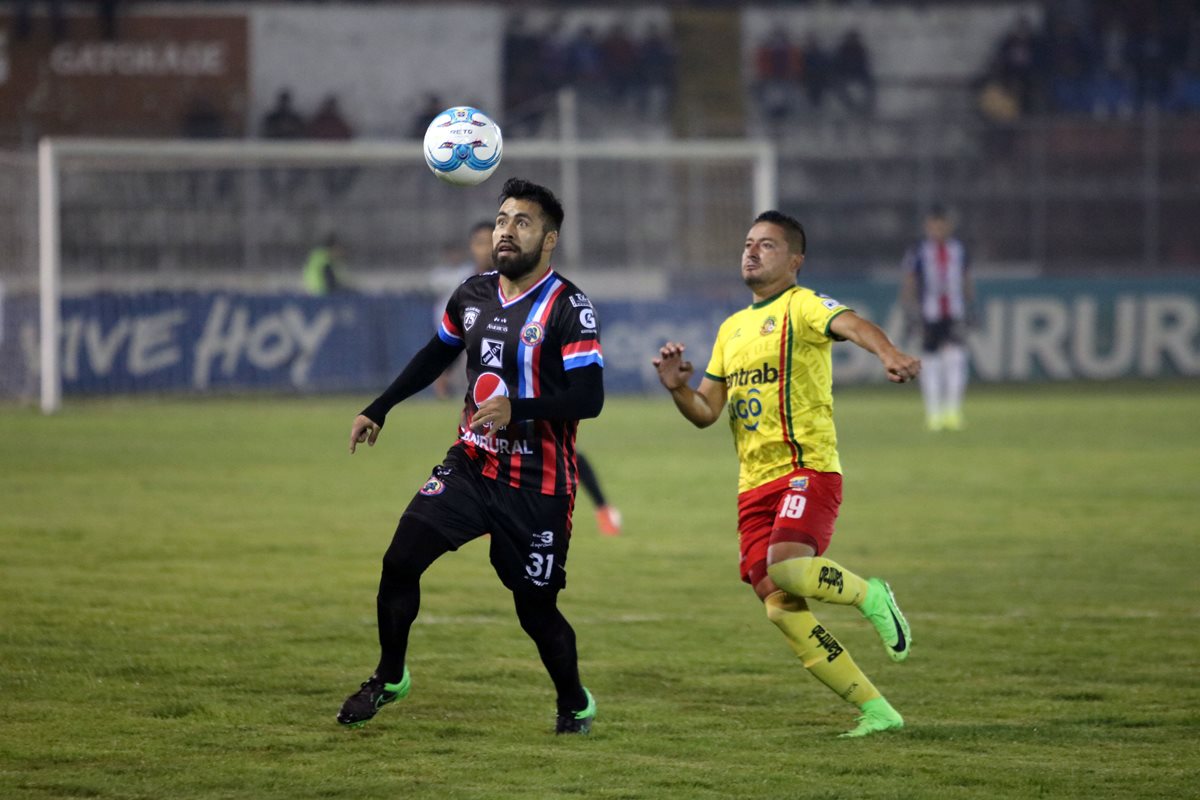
{"left": 31, "top": 135, "right": 777, "bottom": 412}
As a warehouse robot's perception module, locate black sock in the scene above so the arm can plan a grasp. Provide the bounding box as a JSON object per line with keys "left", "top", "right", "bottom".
{"left": 513, "top": 591, "right": 587, "bottom": 713}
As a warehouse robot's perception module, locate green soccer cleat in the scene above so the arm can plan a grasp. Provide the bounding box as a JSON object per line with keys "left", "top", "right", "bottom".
{"left": 861, "top": 578, "right": 912, "bottom": 662}
{"left": 337, "top": 666, "right": 410, "bottom": 728}
{"left": 555, "top": 687, "right": 596, "bottom": 735}
{"left": 839, "top": 697, "right": 904, "bottom": 738}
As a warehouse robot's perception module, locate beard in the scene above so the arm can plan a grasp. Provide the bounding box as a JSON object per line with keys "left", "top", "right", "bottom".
{"left": 493, "top": 235, "right": 545, "bottom": 281}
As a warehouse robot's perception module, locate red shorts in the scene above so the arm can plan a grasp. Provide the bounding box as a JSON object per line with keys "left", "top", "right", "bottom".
{"left": 737, "top": 468, "right": 843, "bottom": 586}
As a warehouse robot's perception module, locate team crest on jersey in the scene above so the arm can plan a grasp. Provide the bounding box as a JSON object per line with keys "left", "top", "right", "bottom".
{"left": 521, "top": 322, "right": 545, "bottom": 346}
{"left": 420, "top": 477, "right": 446, "bottom": 496}
{"left": 789, "top": 476, "right": 809, "bottom": 492}
{"left": 463, "top": 306, "right": 481, "bottom": 331}
{"left": 760, "top": 316, "right": 777, "bottom": 335}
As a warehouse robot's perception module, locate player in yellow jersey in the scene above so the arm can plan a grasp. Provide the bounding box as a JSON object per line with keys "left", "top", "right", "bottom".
{"left": 653, "top": 210, "right": 921, "bottom": 738}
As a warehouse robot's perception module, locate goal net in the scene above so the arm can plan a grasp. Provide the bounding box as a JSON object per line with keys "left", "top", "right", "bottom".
{"left": 1, "top": 137, "right": 776, "bottom": 411}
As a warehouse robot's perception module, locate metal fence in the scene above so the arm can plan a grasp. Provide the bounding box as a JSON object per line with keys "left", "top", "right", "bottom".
{"left": 0, "top": 114, "right": 1197, "bottom": 296}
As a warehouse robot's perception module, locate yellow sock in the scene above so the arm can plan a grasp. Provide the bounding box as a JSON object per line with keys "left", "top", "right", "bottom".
{"left": 766, "top": 556, "right": 869, "bottom": 606}
{"left": 764, "top": 591, "right": 881, "bottom": 708}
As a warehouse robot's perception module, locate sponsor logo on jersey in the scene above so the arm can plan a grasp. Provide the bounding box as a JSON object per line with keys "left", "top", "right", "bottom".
{"left": 460, "top": 428, "right": 533, "bottom": 454}
{"left": 521, "top": 322, "right": 545, "bottom": 346}
{"left": 579, "top": 308, "right": 596, "bottom": 330}
{"left": 486, "top": 322, "right": 509, "bottom": 333}
{"left": 569, "top": 293, "right": 592, "bottom": 308}
{"left": 481, "top": 337, "right": 504, "bottom": 367}
{"left": 789, "top": 476, "right": 809, "bottom": 491}
{"left": 725, "top": 361, "right": 780, "bottom": 388}
{"left": 419, "top": 477, "right": 445, "bottom": 496}
{"left": 531, "top": 530, "right": 554, "bottom": 548}
{"left": 821, "top": 298, "right": 841, "bottom": 311}
{"left": 472, "top": 372, "right": 509, "bottom": 406}
{"left": 760, "top": 316, "right": 776, "bottom": 335}
{"left": 463, "top": 306, "right": 481, "bottom": 331}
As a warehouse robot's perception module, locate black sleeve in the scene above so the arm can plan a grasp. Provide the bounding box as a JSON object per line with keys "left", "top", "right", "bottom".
{"left": 508, "top": 364, "right": 603, "bottom": 422}
{"left": 361, "top": 335, "right": 462, "bottom": 426}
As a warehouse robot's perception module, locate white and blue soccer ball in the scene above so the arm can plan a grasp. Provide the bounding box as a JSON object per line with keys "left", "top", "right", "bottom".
{"left": 422, "top": 106, "right": 503, "bottom": 187}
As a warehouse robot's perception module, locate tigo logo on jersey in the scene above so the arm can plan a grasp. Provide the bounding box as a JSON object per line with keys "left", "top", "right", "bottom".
{"left": 521, "top": 322, "right": 545, "bottom": 346}
{"left": 760, "top": 316, "right": 776, "bottom": 335}
{"left": 420, "top": 477, "right": 446, "bottom": 496}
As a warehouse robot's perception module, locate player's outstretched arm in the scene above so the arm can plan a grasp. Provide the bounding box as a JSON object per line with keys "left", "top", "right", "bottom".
{"left": 350, "top": 335, "right": 462, "bottom": 454}
{"left": 653, "top": 342, "right": 726, "bottom": 428}
{"left": 829, "top": 311, "right": 921, "bottom": 384}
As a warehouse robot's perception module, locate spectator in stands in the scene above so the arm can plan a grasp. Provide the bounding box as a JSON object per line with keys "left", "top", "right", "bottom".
{"left": 994, "top": 15, "right": 1041, "bottom": 114}
{"left": 308, "top": 95, "right": 354, "bottom": 141}
{"left": 831, "top": 30, "right": 875, "bottom": 115}
{"left": 15, "top": 0, "right": 67, "bottom": 41}
{"left": 261, "top": 89, "right": 307, "bottom": 196}
{"left": 636, "top": 23, "right": 676, "bottom": 121}
{"left": 308, "top": 95, "right": 357, "bottom": 197}
{"left": 754, "top": 30, "right": 801, "bottom": 122}
{"left": 1127, "top": 18, "right": 1174, "bottom": 111}
{"left": 1090, "top": 66, "right": 1135, "bottom": 118}
{"left": 181, "top": 97, "right": 225, "bottom": 139}
{"left": 566, "top": 25, "right": 605, "bottom": 91}
{"left": 410, "top": 93, "right": 444, "bottom": 139}
{"left": 303, "top": 234, "right": 350, "bottom": 297}
{"left": 261, "top": 89, "right": 306, "bottom": 139}
{"left": 601, "top": 23, "right": 639, "bottom": 107}
{"left": 799, "top": 34, "right": 830, "bottom": 111}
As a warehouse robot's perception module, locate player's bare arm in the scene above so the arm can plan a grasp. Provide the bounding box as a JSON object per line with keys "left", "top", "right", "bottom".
{"left": 829, "top": 311, "right": 921, "bottom": 383}
{"left": 349, "top": 414, "right": 381, "bottom": 454}
{"left": 653, "top": 342, "right": 727, "bottom": 427}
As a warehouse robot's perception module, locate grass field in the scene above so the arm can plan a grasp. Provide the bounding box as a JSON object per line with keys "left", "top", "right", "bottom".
{"left": 1, "top": 384, "right": 1197, "bottom": 799}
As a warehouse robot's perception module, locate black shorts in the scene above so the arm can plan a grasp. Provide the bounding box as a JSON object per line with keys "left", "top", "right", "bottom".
{"left": 922, "top": 318, "right": 967, "bottom": 352}
{"left": 402, "top": 446, "right": 574, "bottom": 594}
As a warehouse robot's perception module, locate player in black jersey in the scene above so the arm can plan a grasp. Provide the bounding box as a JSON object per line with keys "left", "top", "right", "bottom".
{"left": 337, "top": 178, "right": 603, "bottom": 734}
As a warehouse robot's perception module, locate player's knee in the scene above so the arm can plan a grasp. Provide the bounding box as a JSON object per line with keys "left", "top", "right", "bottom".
{"left": 766, "top": 556, "right": 819, "bottom": 597}
{"left": 763, "top": 589, "right": 806, "bottom": 626}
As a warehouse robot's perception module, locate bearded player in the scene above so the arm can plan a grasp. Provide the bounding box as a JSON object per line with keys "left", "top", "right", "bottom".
{"left": 337, "top": 178, "right": 602, "bottom": 734}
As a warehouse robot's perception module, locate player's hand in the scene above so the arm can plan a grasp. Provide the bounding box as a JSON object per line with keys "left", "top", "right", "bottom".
{"left": 653, "top": 342, "right": 694, "bottom": 391}
{"left": 350, "top": 414, "right": 381, "bottom": 454}
{"left": 470, "top": 396, "right": 511, "bottom": 432}
{"left": 882, "top": 349, "right": 921, "bottom": 384}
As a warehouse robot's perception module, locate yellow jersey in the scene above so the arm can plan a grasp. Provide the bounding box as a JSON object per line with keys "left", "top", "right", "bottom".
{"left": 704, "top": 285, "right": 850, "bottom": 492}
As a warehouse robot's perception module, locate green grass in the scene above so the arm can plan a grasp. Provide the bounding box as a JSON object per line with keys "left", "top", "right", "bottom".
{"left": 1, "top": 385, "right": 1197, "bottom": 799}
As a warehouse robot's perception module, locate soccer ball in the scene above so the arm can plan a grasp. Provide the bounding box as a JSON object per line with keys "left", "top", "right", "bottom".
{"left": 422, "top": 106, "right": 503, "bottom": 187}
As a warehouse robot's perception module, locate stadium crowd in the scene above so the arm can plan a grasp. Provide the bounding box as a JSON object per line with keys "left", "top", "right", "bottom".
{"left": 978, "top": 0, "right": 1200, "bottom": 119}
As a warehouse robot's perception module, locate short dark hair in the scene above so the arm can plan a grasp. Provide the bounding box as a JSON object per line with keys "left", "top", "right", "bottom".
{"left": 499, "top": 177, "right": 565, "bottom": 232}
{"left": 469, "top": 220, "right": 493, "bottom": 236}
{"left": 753, "top": 210, "right": 806, "bottom": 254}
{"left": 927, "top": 203, "right": 948, "bottom": 220}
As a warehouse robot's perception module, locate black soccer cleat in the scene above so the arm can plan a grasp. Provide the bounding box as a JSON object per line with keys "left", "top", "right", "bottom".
{"left": 336, "top": 667, "right": 410, "bottom": 728}
{"left": 554, "top": 687, "right": 596, "bottom": 735}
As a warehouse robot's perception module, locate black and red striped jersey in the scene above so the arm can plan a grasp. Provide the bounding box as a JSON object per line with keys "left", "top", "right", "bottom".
{"left": 436, "top": 269, "right": 603, "bottom": 496}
